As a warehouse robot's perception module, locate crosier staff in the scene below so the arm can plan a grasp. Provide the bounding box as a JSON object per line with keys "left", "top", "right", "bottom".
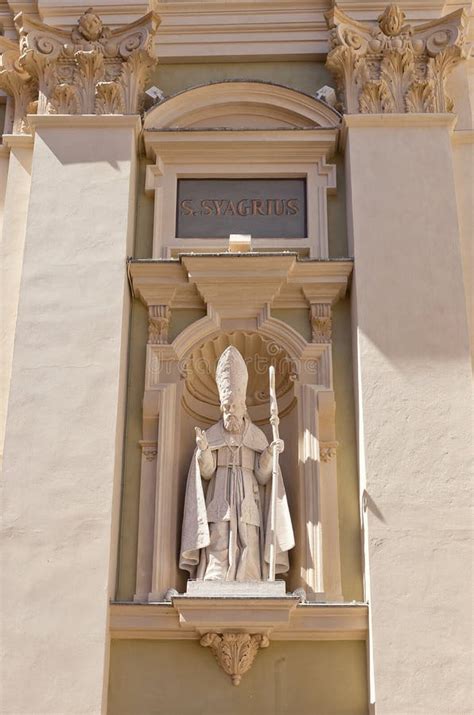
{"left": 268, "top": 365, "right": 280, "bottom": 582}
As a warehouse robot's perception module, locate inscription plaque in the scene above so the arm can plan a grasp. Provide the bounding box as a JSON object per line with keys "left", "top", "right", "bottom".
{"left": 176, "top": 178, "right": 307, "bottom": 239}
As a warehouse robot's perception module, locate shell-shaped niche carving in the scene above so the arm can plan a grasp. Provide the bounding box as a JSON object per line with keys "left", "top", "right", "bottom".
{"left": 182, "top": 332, "right": 295, "bottom": 426}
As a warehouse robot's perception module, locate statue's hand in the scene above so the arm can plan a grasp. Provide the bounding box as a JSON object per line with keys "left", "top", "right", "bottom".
{"left": 269, "top": 438, "right": 284, "bottom": 454}
{"left": 195, "top": 427, "right": 209, "bottom": 452}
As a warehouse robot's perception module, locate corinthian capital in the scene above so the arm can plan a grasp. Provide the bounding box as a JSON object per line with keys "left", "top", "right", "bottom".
{"left": 0, "top": 8, "right": 159, "bottom": 127}
{"left": 325, "top": 4, "right": 468, "bottom": 114}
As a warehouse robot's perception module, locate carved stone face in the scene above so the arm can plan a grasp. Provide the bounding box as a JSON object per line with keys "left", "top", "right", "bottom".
{"left": 78, "top": 9, "right": 103, "bottom": 41}
{"left": 221, "top": 400, "right": 246, "bottom": 433}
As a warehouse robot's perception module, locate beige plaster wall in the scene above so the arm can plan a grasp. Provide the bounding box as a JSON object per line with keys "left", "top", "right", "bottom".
{"left": 0, "top": 141, "right": 32, "bottom": 468}
{"left": 108, "top": 640, "right": 368, "bottom": 715}
{"left": 345, "top": 118, "right": 472, "bottom": 714}
{"left": 1, "top": 120, "right": 138, "bottom": 715}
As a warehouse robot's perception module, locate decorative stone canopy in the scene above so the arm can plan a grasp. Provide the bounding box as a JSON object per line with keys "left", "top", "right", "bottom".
{"left": 0, "top": 8, "right": 159, "bottom": 133}
{"left": 325, "top": 4, "right": 468, "bottom": 114}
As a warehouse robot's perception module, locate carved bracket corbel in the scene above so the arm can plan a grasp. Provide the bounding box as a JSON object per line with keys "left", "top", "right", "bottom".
{"left": 200, "top": 632, "right": 269, "bottom": 686}
{"left": 148, "top": 304, "right": 171, "bottom": 345}
{"left": 310, "top": 302, "right": 332, "bottom": 344}
{"left": 139, "top": 439, "right": 158, "bottom": 461}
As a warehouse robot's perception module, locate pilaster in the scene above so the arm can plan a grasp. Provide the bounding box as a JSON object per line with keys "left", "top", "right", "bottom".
{"left": 1, "top": 114, "right": 140, "bottom": 714}
{"left": 343, "top": 111, "right": 472, "bottom": 713}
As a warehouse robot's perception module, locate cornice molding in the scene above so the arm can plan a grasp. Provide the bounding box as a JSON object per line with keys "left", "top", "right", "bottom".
{"left": 28, "top": 112, "right": 142, "bottom": 133}
{"left": 128, "top": 256, "right": 353, "bottom": 312}
{"left": 2, "top": 132, "right": 34, "bottom": 148}
{"left": 339, "top": 111, "right": 457, "bottom": 149}
{"left": 109, "top": 601, "right": 369, "bottom": 641}
{"left": 452, "top": 128, "right": 474, "bottom": 143}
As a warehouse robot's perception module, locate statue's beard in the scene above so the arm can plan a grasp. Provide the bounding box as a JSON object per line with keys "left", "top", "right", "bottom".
{"left": 223, "top": 415, "right": 243, "bottom": 433}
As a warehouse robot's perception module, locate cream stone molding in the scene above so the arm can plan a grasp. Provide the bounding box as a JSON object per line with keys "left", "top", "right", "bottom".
{"left": 109, "top": 602, "right": 369, "bottom": 641}
{"left": 27, "top": 112, "right": 143, "bottom": 131}
{"left": 142, "top": 82, "right": 340, "bottom": 257}
{"left": 326, "top": 4, "right": 468, "bottom": 114}
{"left": 338, "top": 111, "right": 458, "bottom": 149}
{"left": 0, "top": 8, "right": 159, "bottom": 128}
{"left": 0, "top": 36, "right": 36, "bottom": 133}
{"left": 129, "top": 255, "right": 351, "bottom": 603}
{"left": 144, "top": 82, "right": 342, "bottom": 131}
{"left": 2, "top": 131, "right": 34, "bottom": 148}
{"left": 200, "top": 632, "right": 269, "bottom": 686}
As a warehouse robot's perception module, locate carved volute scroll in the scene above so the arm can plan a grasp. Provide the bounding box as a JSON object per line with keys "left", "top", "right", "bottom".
{"left": 0, "top": 8, "right": 159, "bottom": 132}
{"left": 0, "top": 38, "right": 37, "bottom": 134}
{"left": 325, "top": 4, "right": 467, "bottom": 114}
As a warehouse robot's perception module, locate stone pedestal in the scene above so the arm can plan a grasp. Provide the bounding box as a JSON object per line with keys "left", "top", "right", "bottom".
{"left": 1, "top": 115, "right": 139, "bottom": 715}
{"left": 344, "top": 114, "right": 472, "bottom": 715}
{"left": 185, "top": 580, "right": 287, "bottom": 597}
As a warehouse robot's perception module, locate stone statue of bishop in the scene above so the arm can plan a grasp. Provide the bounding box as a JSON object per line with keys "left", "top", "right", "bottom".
{"left": 180, "top": 346, "right": 294, "bottom": 582}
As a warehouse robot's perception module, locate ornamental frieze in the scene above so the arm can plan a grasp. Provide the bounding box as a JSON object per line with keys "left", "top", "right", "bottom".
{"left": 0, "top": 8, "right": 159, "bottom": 132}
{"left": 325, "top": 4, "right": 468, "bottom": 114}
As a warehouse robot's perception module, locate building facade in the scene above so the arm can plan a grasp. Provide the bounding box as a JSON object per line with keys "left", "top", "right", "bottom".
{"left": 0, "top": 1, "right": 472, "bottom": 714}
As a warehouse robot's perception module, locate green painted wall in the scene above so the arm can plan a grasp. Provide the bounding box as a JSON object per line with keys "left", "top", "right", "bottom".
{"left": 149, "top": 61, "right": 333, "bottom": 99}
{"left": 113, "top": 60, "right": 364, "bottom": 715}
{"left": 108, "top": 640, "right": 368, "bottom": 715}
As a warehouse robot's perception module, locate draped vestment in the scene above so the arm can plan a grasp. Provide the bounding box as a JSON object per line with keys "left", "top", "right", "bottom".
{"left": 180, "top": 419, "right": 294, "bottom": 581}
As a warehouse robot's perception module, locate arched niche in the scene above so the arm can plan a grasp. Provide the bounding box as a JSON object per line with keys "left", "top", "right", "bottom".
{"left": 142, "top": 81, "right": 341, "bottom": 258}
{"left": 182, "top": 331, "right": 296, "bottom": 426}
{"left": 174, "top": 330, "right": 300, "bottom": 593}
{"left": 144, "top": 81, "right": 342, "bottom": 131}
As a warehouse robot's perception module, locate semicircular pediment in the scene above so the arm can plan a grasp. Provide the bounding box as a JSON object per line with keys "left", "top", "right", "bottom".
{"left": 144, "top": 81, "right": 341, "bottom": 131}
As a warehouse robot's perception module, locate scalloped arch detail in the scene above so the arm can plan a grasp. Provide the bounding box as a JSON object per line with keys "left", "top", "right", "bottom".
{"left": 144, "top": 81, "right": 341, "bottom": 130}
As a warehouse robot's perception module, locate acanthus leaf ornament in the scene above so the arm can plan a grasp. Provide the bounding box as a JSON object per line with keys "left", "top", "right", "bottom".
{"left": 0, "top": 9, "right": 159, "bottom": 131}
{"left": 200, "top": 632, "right": 270, "bottom": 685}
{"left": 325, "top": 4, "right": 467, "bottom": 114}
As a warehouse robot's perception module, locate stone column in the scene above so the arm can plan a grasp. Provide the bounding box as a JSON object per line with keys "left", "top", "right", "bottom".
{"left": 326, "top": 6, "right": 471, "bottom": 714}
{"left": 0, "top": 8, "right": 159, "bottom": 712}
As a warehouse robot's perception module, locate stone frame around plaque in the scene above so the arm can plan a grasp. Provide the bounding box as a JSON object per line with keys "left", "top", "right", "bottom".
{"left": 142, "top": 81, "right": 341, "bottom": 258}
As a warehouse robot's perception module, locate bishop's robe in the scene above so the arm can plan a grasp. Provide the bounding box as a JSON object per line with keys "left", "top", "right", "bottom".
{"left": 180, "top": 418, "right": 294, "bottom": 581}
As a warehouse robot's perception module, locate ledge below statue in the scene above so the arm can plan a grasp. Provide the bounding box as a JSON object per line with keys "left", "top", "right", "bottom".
{"left": 184, "top": 579, "right": 287, "bottom": 598}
